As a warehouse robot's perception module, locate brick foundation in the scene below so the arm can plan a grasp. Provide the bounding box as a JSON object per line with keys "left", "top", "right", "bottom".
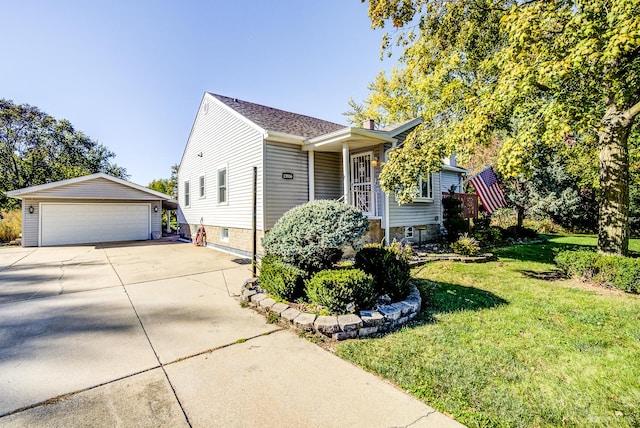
{"left": 388, "top": 224, "right": 440, "bottom": 244}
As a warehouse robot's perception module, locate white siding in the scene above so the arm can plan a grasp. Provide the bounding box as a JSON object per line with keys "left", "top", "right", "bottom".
{"left": 441, "top": 170, "right": 463, "bottom": 194}
{"left": 178, "top": 93, "right": 264, "bottom": 230}
{"left": 388, "top": 173, "right": 442, "bottom": 228}
{"left": 25, "top": 178, "right": 160, "bottom": 200}
{"left": 21, "top": 199, "right": 39, "bottom": 247}
{"left": 314, "top": 152, "right": 341, "bottom": 200}
{"left": 264, "top": 142, "right": 308, "bottom": 228}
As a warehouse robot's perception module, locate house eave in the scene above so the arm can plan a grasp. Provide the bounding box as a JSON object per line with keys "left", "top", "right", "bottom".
{"left": 303, "top": 128, "right": 396, "bottom": 151}
{"left": 263, "top": 130, "right": 306, "bottom": 145}
{"left": 442, "top": 165, "right": 467, "bottom": 174}
{"left": 384, "top": 117, "right": 423, "bottom": 137}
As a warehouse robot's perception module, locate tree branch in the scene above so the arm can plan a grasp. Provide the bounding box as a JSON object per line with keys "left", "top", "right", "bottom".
{"left": 624, "top": 99, "right": 640, "bottom": 121}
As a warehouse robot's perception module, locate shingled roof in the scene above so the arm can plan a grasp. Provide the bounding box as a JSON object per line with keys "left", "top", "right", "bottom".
{"left": 208, "top": 93, "right": 346, "bottom": 139}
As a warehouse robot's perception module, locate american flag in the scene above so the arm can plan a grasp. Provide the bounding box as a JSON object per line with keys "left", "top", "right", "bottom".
{"left": 468, "top": 166, "right": 507, "bottom": 214}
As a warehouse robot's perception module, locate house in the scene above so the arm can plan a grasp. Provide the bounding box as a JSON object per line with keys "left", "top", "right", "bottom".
{"left": 177, "top": 92, "right": 467, "bottom": 256}
{"left": 6, "top": 173, "right": 177, "bottom": 246}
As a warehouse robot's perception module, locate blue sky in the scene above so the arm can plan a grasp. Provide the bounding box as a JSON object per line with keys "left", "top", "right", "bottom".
{"left": 2, "top": 1, "right": 391, "bottom": 186}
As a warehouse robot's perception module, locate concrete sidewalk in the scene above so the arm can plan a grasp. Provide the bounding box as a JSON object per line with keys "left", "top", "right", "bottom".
{"left": 0, "top": 241, "right": 464, "bottom": 427}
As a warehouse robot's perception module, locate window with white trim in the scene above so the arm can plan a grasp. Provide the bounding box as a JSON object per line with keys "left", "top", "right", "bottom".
{"left": 405, "top": 226, "right": 414, "bottom": 239}
{"left": 184, "top": 181, "right": 190, "bottom": 207}
{"left": 218, "top": 168, "right": 227, "bottom": 204}
{"left": 415, "top": 175, "right": 433, "bottom": 201}
{"left": 199, "top": 175, "right": 205, "bottom": 198}
{"left": 220, "top": 227, "right": 229, "bottom": 242}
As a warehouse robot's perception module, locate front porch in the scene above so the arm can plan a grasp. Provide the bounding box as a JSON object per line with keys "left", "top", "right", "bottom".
{"left": 303, "top": 127, "right": 393, "bottom": 220}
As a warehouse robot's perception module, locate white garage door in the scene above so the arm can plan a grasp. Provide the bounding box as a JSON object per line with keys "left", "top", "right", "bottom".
{"left": 41, "top": 203, "right": 151, "bottom": 246}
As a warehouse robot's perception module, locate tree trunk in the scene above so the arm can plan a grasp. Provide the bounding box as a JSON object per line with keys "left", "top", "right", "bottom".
{"left": 516, "top": 205, "right": 525, "bottom": 230}
{"left": 597, "top": 103, "right": 632, "bottom": 256}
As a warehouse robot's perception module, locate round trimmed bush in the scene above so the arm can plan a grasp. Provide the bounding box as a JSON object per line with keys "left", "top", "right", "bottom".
{"left": 261, "top": 200, "right": 369, "bottom": 273}
{"left": 305, "top": 268, "right": 376, "bottom": 314}
{"left": 354, "top": 245, "right": 411, "bottom": 300}
{"left": 259, "top": 256, "right": 307, "bottom": 300}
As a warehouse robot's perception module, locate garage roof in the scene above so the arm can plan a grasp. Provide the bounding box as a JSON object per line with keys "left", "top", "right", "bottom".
{"left": 6, "top": 173, "right": 178, "bottom": 209}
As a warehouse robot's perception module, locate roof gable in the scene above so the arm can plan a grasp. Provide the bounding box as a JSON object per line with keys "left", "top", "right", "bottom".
{"left": 6, "top": 173, "right": 175, "bottom": 201}
{"left": 208, "top": 93, "right": 345, "bottom": 139}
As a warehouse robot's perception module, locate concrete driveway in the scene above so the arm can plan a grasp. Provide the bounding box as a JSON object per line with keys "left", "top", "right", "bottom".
{"left": 0, "top": 240, "right": 463, "bottom": 427}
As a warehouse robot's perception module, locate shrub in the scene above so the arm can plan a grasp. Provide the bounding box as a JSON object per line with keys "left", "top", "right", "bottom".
{"left": 594, "top": 255, "right": 640, "bottom": 293}
{"left": 259, "top": 256, "right": 307, "bottom": 300}
{"left": 261, "top": 200, "right": 369, "bottom": 273}
{"left": 305, "top": 268, "right": 376, "bottom": 314}
{"left": 451, "top": 233, "right": 481, "bottom": 256}
{"left": 554, "top": 250, "right": 599, "bottom": 278}
{"left": 472, "top": 227, "right": 503, "bottom": 248}
{"left": 355, "top": 245, "right": 411, "bottom": 300}
{"left": 504, "top": 226, "right": 539, "bottom": 240}
{"left": 387, "top": 238, "right": 414, "bottom": 262}
{"left": 442, "top": 187, "right": 467, "bottom": 242}
{"left": 555, "top": 250, "right": 640, "bottom": 293}
{"left": 0, "top": 210, "right": 21, "bottom": 242}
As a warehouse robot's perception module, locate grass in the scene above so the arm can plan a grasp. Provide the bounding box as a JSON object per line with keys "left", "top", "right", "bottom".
{"left": 336, "top": 236, "right": 640, "bottom": 427}
{"left": 0, "top": 209, "right": 21, "bottom": 242}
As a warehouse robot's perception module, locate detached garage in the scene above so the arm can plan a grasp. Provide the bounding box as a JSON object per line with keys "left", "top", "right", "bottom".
{"left": 6, "top": 173, "right": 177, "bottom": 247}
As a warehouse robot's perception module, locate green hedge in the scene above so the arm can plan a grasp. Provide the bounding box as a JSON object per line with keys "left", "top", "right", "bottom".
{"left": 354, "top": 245, "right": 411, "bottom": 300}
{"left": 305, "top": 268, "right": 376, "bottom": 315}
{"left": 259, "top": 256, "right": 306, "bottom": 300}
{"left": 555, "top": 250, "right": 640, "bottom": 293}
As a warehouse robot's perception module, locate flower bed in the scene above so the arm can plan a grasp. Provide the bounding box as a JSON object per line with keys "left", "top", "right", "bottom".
{"left": 241, "top": 282, "right": 422, "bottom": 340}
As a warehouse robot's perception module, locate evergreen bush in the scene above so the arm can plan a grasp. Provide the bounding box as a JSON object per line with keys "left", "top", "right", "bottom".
{"left": 354, "top": 244, "right": 411, "bottom": 300}
{"left": 554, "top": 250, "right": 599, "bottom": 278}
{"left": 259, "top": 256, "right": 307, "bottom": 300}
{"left": 261, "top": 200, "right": 369, "bottom": 273}
{"left": 442, "top": 187, "right": 467, "bottom": 242}
{"left": 555, "top": 250, "right": 640, "bottom": 293}
{"left": 305, "top": 268, "right": 376, "bottom": 315}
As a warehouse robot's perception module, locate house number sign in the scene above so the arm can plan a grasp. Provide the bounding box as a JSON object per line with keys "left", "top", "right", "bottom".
{"left": 282, "top": 172, "right": 294, "bottom": 180}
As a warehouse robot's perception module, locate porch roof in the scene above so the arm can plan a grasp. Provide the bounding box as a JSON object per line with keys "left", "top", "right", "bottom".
{"left": 302, "top": 127, "right": 396, "bottom": 152}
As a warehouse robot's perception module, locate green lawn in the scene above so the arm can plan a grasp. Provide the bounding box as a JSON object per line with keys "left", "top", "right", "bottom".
{"left": 336, "top": 237, "right": 640, "bottom": 427}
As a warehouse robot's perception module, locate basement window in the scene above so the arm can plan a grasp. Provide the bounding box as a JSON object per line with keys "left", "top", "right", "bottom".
{"left": 220, "top": 227, "right": 229, "bottom": 242}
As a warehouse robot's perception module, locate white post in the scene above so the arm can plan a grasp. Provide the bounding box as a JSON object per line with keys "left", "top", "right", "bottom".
{"left": 166, "top": 210, "right": 171, "bottom": 233}
{"left": 308, "top": 150, "right": 315, "bottom": 201}
{"left": 342, "top": 143, "right": 350, "bottom": 204}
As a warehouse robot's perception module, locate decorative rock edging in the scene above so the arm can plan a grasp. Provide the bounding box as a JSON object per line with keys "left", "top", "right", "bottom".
{"left": 241, "top": 283, "right": 422, "bottom": 340}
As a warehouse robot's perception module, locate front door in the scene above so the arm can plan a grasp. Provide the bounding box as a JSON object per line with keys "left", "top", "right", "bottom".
{"left": 350, "top": 152, "right": 375, "bottom": 216}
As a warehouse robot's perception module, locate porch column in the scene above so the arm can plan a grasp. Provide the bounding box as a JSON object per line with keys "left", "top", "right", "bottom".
{"left": 342, "top": 143, "right": 350, "bottom": 204}
{"left": 308, "top": 150, "right": 315, "bottom": 201}
{"left": 166, "top": 210, "right": 171, "bottom": 233}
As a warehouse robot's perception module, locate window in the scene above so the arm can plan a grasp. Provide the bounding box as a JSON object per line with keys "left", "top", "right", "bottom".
{"left": 405, "top": 226, "right": 414, "bottom": 239}
{"left": 220, "top": 227, "right": 229, "bottom": 242}
{"left": 218, "top": 168, "right": 227, "bottom": 204}
{"left": 184, "top": 181, "right": 190, "bottom": 207}
{"left": 199, "top": 175, "right": 205, "bottom": 198}
{"left": 416, "top": 175, "right": 433, "bottom": 201}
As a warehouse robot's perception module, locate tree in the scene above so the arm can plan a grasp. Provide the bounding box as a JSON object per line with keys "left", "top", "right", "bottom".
{"left": 357, "top": 0, "right": 640, "bottom": 255}
{"left": 148, "top": 177, "right": 175, "bottom": 198}
{"left": 0, "top": 99, "right": 128, "bottom": 209}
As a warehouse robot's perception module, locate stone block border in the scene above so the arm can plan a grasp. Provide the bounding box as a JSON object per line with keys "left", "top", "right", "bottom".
{"left": 241, "top": 283, "right": 422, "bottom": 340}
